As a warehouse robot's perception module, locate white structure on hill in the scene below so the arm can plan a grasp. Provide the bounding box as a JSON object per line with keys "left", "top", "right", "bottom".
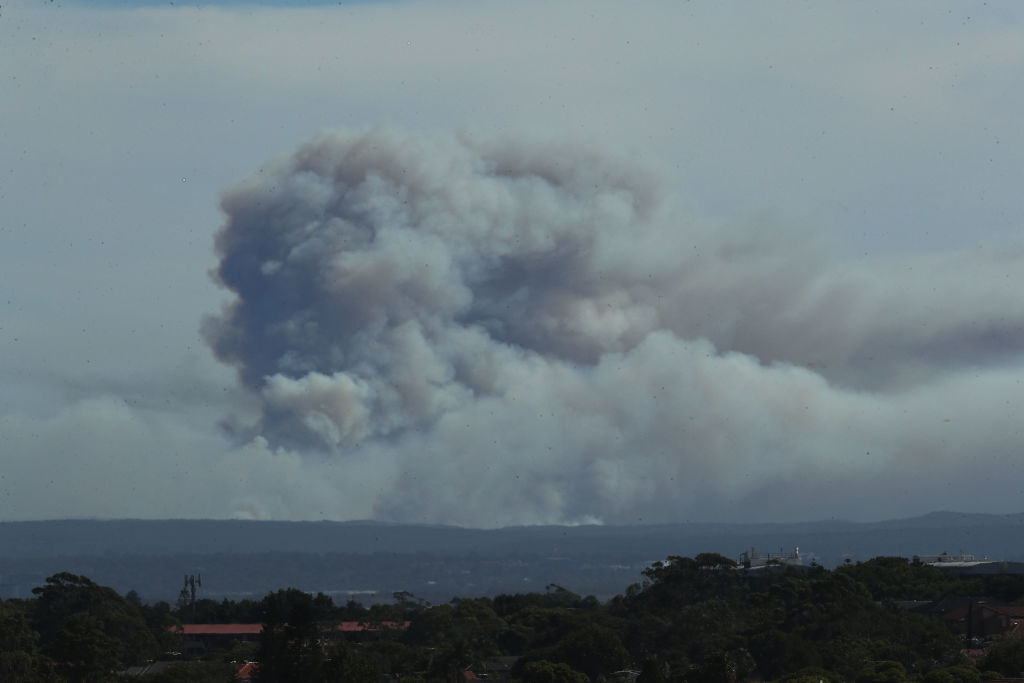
{"left": 740, "top": 546, "right": 802, "bottom": 568}
{"left": 913, "top": 552, "right": 976, "bottom": 564}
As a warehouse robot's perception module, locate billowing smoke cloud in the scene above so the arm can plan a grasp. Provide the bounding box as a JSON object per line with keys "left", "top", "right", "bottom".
{"left": 203, "top": 129, "right": 1024, "bottom": 526}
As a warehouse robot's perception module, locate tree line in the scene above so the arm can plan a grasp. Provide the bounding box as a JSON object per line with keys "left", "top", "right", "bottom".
{"left": 4, "top": 554, "right": 1024, "bottom": 682}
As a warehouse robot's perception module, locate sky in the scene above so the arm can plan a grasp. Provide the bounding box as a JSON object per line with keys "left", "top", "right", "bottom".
{"left": 1, "top": 0, "right": 1023, "bottom": 526}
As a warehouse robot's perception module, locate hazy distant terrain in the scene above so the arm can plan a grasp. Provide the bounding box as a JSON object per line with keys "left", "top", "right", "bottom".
{"left": 2, "top": 512, "right": 1022, "bottom": 603}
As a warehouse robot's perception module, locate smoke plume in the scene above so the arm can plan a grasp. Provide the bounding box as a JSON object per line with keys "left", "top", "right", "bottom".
{"left": 203, "top": 129, "right": 1024, "bottom": 526}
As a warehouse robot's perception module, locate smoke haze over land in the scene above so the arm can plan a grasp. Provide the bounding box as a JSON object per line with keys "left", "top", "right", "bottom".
{"left": 199, "top": 130, "right": 1024, "bottom": 526}
{"left": 2, "top": 1, "right": 1023, "bottom": 526}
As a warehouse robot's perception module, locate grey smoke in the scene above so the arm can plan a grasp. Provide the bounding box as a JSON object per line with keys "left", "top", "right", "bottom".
{"left": 204, "top": 129, "right": 1024, "bottom": 526}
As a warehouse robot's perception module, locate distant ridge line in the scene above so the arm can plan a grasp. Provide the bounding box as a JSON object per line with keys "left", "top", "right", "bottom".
{"left": 1, "top": 511, "right": 1024, "bottom": 561}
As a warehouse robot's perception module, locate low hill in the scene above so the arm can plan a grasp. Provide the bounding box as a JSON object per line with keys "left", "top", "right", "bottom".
{"left": 1, "top": 512, "right": 1022, "bottom": 603}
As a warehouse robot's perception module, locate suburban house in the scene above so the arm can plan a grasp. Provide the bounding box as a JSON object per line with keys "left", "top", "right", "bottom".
{"left": 172, "top": 621, "right": 409, "bottom": 655}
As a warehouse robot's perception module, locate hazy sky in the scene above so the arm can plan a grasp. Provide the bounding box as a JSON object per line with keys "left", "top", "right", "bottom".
{"left": 2, "top": 0, "right": 1023, "bottom": 526}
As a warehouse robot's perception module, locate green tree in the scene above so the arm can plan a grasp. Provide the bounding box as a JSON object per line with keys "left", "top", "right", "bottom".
{"left": 521, "top": 660, "right": 590, "bottom": 683}
{"left": 637, "top": 656, "right": 667, "bottom": 683}
{"left": 837, "top": 557, "right": 959, "bottom": 601}
{"left": 691, "top": 648, "right": 756, "bottom": 683}
{"left": 694, "top": 553, "right": 739, "bottom": 570}
{"left": 983, "top": 637, "right": 1024, "bottom": 677}
{"left": 407, "top": 598, "right": 505, "bottom": 665}
{"left": 49, "top": 612, "right": 121, "bottom": 682}
{"left": 550, "top": 623, "right": 630, "bottom": 681}
{"left": 256, "top": 589, "right": 326, "bottom": 683}
{"left": 775, "top": 667, "right": 844, "bottom": 683}
{"left": 320, "top": 639, "right": 378, "bottom": 682}
{"left": 856, "top": 661, "right": 908, "bottom": 683}
{"left": 31, "top": 573, "right": 157, "bottom": 676}
{"left": 0, "top": 599, "right": 58, "bottom": 683}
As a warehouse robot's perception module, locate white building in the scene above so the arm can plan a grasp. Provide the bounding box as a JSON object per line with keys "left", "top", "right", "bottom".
{"left": 739, "top": 546, "right": 802, "bottom": 568}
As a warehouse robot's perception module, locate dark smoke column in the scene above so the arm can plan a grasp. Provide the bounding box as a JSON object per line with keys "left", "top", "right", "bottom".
{"left": 203, "top": 129, "right": 664, "bottom": 453}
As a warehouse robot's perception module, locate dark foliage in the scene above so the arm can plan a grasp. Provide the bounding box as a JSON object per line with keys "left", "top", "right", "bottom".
{"left": 30, "top": 573, "right": 160, "bottom": 681}
{"left": 10, "top": 553, "right": 1024, "bottom": 682}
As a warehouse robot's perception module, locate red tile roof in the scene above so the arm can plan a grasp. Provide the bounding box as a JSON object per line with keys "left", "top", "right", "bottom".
{"left": 983, "top": 605, "right": 1024, "bottom": 618}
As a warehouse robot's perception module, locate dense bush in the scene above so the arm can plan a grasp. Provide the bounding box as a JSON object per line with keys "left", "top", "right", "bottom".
{"left": 6, "top": 554, "right": 1022, "bottom": 682}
